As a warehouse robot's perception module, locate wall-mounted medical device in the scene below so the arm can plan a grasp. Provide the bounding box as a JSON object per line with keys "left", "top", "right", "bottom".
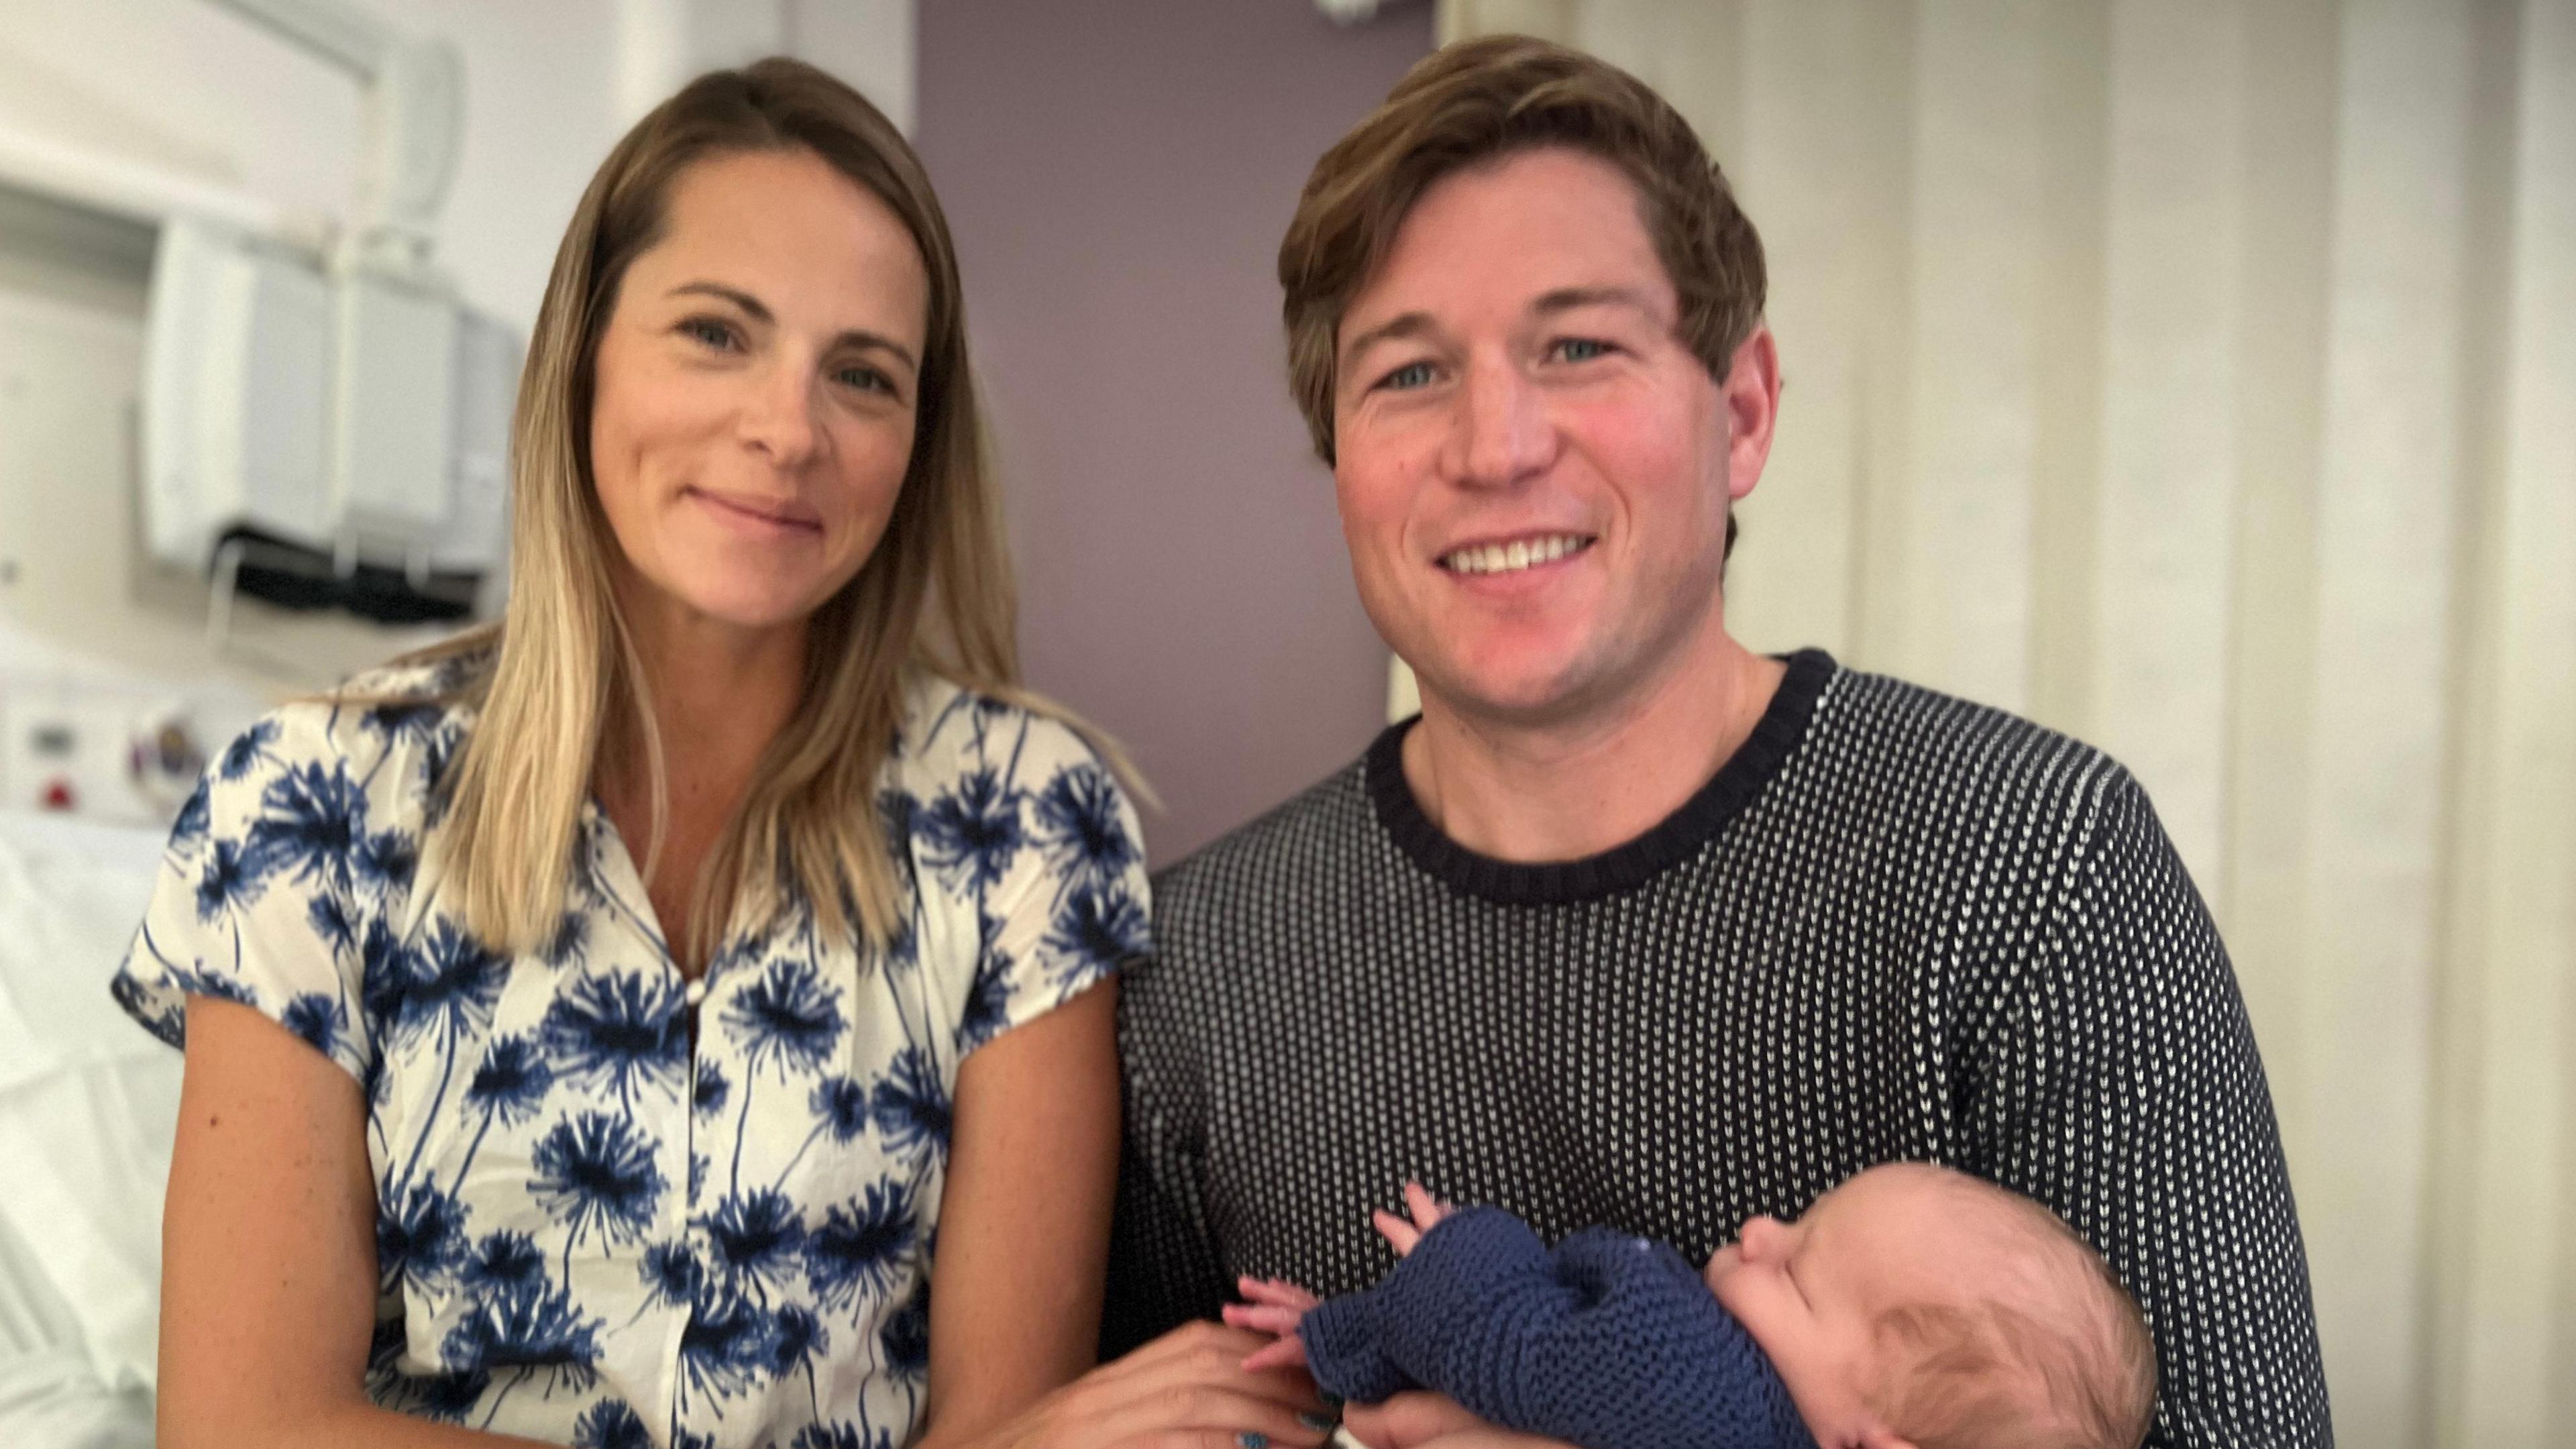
{"left": 137, "top": 0, "right": 517, "bottom": 626}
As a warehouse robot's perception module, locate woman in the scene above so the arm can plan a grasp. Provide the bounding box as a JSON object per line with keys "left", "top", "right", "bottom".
{"left": 115, "top": 59, "right": 1324, "bottom": 1449}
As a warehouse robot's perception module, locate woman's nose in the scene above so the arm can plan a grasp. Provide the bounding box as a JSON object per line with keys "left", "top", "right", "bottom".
{"left": 742, "top": 364, "right": 821, "bottom": 466}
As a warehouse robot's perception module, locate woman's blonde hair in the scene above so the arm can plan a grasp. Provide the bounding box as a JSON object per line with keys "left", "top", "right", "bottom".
{"left": 415, "top": 57, "right": 1047, "bottom": 964}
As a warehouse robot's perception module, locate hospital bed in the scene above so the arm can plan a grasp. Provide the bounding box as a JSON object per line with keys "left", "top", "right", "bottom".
{"left": 0, "top": 806, "right": 178, "bottom": 1448}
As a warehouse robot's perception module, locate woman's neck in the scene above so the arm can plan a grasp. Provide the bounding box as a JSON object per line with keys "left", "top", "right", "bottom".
{"left": 1400, "top": 611, "right": 1785, "bottom": 865}
{"left": 597, "top": 576, "right": 810, "bottom": 963}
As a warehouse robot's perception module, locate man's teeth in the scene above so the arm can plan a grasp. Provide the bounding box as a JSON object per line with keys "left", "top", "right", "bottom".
{"left": 1442, "top": 535, "right": 1590, "bottom": 576}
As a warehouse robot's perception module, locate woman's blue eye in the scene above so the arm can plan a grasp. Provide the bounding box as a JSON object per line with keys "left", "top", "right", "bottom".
{"left": 837, "top": 366, "right": 894, "bottom": 396}
{"left": 1555, "top": 338, "right": 1609, "bottom": 362}
{"left": 682, "top": 318, "right": 737, "bottom": 350}
{"left": 1381, "top": 362, "right": 1435, "bottom": 391}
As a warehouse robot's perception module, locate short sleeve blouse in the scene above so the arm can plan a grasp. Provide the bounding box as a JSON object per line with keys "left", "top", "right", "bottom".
{"left": 110, "top": 657, "right": 1150, "bottom": 1449}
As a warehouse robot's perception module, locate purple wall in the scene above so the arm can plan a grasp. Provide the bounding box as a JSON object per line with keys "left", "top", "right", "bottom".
{"left": 917, "top": 1, "right": 1433, "bottom": 866}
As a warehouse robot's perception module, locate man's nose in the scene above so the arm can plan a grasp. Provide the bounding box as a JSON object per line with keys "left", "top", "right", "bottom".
{"left": 1445, "top": 357, "right": 1551, "bottom": 488}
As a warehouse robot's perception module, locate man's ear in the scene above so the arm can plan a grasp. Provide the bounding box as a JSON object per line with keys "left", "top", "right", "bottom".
{"left": 1719, "top": 325, "right": 1781, "bottom": 505}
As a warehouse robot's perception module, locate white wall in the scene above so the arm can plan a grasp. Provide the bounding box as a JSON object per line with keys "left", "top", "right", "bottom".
{"left": 0, "top": 0, "right": 913, "bottom": 330}
{"left": 0, "top": 0, "right": 914, "bottom": 700}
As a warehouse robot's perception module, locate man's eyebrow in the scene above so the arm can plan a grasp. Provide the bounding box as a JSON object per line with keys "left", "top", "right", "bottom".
{"left": 668, "top": 281, "right": 918, "bottom": 370}
{"left": 1338, "top": 311, "right": 1438, "bottom": 368}
{"left": 1533, "top": 285, "right": 1656, "bottom": 317}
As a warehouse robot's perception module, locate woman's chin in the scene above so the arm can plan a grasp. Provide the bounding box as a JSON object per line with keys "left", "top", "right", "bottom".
{"left": 657, "top": 574, "right": 837, "bottom": 637}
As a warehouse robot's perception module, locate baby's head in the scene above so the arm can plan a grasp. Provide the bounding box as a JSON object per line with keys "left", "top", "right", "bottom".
{"left": 1704, "top": 1163, "right": 2156, "bottom": 1449}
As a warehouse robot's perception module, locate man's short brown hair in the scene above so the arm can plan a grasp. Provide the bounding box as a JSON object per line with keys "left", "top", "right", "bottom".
{"left": 1277, "top": 34, "right": 1768, "bottom": 466}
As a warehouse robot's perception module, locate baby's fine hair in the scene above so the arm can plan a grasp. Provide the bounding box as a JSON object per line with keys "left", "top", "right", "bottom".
{"left": 1869, "top": 1174, "right": 2158, "bottom": 1449}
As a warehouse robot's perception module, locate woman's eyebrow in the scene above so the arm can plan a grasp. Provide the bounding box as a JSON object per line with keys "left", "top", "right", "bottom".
{"left": 668, "top": 281, "right": 918, "bottom": 370}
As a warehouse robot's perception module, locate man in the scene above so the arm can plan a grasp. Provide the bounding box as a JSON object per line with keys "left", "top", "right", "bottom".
{"left": 1107, "top": 36, "right": 2330, "bottom": 1449}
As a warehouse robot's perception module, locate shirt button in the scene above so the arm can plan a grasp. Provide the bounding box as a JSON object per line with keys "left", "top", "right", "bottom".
{"left": 684, "top": 977, "right": 706, "bottom": 1006}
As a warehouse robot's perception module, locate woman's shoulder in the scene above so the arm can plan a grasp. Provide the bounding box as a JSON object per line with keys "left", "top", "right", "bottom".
{"left": 891, "top": 672, "right": 1114, "bottom": 795}
{"left": 199, "top": 649, "right": 481, "bottom": 820}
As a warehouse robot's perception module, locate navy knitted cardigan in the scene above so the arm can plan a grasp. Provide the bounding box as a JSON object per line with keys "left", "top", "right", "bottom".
{"left": 1299, "top": 1208, "right": 1817, "bottom": 1449}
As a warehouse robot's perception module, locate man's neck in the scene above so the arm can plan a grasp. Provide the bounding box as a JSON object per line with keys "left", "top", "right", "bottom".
{"left": 1399, "top": 619, "right": 1786, "bottom": 865}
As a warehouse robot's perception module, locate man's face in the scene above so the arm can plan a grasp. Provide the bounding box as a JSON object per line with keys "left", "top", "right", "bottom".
{"left": 1331, "top": 146, "right": 1772, "bottom": 725}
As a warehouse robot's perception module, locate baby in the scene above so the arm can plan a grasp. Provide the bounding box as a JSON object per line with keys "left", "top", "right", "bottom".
{"left": 1227, "top": 1163, "right": 2157, "bottom": 1449}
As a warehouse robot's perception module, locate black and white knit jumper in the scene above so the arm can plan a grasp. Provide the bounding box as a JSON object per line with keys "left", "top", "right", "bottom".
{"left": 1106, "top": 650, "right": 2332, "bottom": 1449}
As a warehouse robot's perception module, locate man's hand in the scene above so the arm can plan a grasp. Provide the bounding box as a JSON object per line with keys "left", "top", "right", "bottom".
{"left": 1339, "top": 1391, "right": 1570, "bottom": 1449}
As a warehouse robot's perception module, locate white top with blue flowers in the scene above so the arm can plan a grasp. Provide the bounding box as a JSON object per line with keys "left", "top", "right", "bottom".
{"left": 111, "top": 656, "right": 1151, "bottom": 1449}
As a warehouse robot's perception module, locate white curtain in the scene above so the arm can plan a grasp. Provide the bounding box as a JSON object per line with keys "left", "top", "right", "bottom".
{"left": 1433, "top": 3, "right": 2576, "bottom": 1445}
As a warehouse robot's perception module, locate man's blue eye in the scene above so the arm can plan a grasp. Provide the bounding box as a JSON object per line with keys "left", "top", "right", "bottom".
{"left": 1556, "top": 338, "right": 1609, "bottom": 362}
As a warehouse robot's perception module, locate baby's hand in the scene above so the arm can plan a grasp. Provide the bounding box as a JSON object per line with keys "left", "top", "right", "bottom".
{"left": 1371, "top": 1181, "right": 1453, "bottom": 1258}
{"left": 1225, "top": 1276, "right": 1322, "bottom": 1372}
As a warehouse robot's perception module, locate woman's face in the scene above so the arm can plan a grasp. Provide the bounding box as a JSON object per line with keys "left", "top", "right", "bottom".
{"left": 588, "top": 146, "right": 930, "bottom": 639}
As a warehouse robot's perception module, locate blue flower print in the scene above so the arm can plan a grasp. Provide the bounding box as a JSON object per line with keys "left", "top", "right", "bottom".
{"left": 110, "top": 674, "right": 1142, "bottom": 1442}
{"left": 393, "top": 919, "right": 508, "bottom": 1057}
{"left": 358, "top": 916, "right": 420, "bottom": 1026}
{"left": 956, "top": 947, "right": 1012, "bottom": 1054}
{"left": 699, "top": 1189, "right": 808, "bottom": 1304}
{"left": 1031, "top": 764, "right": 1136, "bottom": 898}
{"left": 282, "top": 992, "right": 347, "bottom": 1060}
{"left": 195, "top": 837, "right": 272, "bottom": 922}
{"left": 694, "top": 1061, "right": 731, "bottom": 1118}
{"left": 917, "top": 768, "right": 1024, "bottom": 894}
{"left": 396, "top": 1366, "right": 494, "bottom": 1423}
{"left": 419, "top": 724, "right": 464, "bottom": 827}
{"left": 639, "top": 1242, "right": 702, "bottom": 1313}
{"left": 466, "top": 1034, "right": 557, "bottom": 1127}
{"left": 215, "top": 718, "right": 278, "bottom": 782}
{"left": 544, "top": 910, "right": 591, "bottom": 969}
{"left": 307, "top": 888, "right": 359, "bottom": 955}
{"left": 803, "top": 1178, "right": 916, "bottom": 1316}
{"left": 357, "top": 827, "right": 418, "bottom": 899}
{"left": 678, "top": 1289, "right": 780, "bottom": 1409}
{"left": 378, "top": 1181, "right": 472, "bottom": 1296}
{"left": 771, "top": 1303, "right": 831, "bottom": 1419}
{"left": 1041, "top": 879, "right": 1148, "bottom": 986}
{"left": 777, "top": 1075, "right": 871, "bottom": 1186}
{"left": 246, "top": 759, "right": 370, "bottom": 896}
{"left": 724, "top": 957, "right": 847, "bottom": 1081}
{"left": 361, "top": 699, "right": 446, "bottom": 751}
{"left": 441, "top": 1273, "right": 602, "bottom": 1391}
{"left": 572, "top": 1398, "right": 653, "bottom": 1449}
{"left": 455, "top": 1034, "right": 557, "bottom": 1188}
{"left": 870, "top": 1049, "right": 951, "bottom": 1160}
{"left": 170, "top": 778, "right": 212, "bottom": 852}
{"left": 543, "top": 970, "right": 688, "bottom": 1112}
{"left": 531, "top": 1112, "right": 667, "bottom": 1268}
{"left": 880, "top": 1279, "right": 931, "bottom": 1422}
{"left": 170, "top": 962, "right": 256, "bottom": 1008}
{"left": 462, "top": 1230, "right": 547, "bottom": 1293}
{"left": 111, "top": 972, "right": 185, "bottom": 1049}
{"left": 792, "top": 1419, "right": 894, "bottom": 1449}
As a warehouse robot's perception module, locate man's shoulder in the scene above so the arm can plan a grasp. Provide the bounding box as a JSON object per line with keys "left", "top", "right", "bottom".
{"left": 1152, "top": 753, "right": 1375, "bottom": 914}
{"left": 1805, "top": 663, "right": 2141, "bottom": 826}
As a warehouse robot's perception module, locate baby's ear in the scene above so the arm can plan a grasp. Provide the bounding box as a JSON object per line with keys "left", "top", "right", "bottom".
{"left": 1853, "top": 1428, "right": 1917, "bottom": 1449}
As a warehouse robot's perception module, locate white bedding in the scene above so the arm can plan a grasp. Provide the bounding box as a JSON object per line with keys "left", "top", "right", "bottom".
{"left": 0, "top": 808, "right": 176, "bottom": 1449}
